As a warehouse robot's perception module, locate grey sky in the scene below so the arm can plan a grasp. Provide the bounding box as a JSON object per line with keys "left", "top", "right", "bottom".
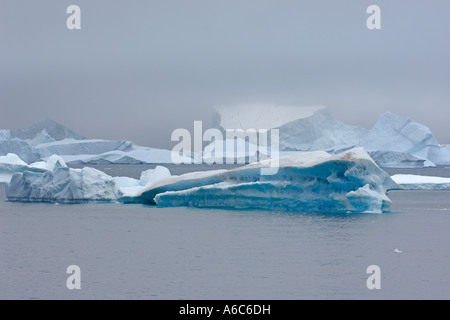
{"left": 1, "top": 0, "right": 449, "bottom": 148}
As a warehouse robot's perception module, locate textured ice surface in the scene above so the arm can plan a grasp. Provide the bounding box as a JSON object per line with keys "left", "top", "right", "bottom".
{"left": 125, "top": 148, "right": 399, "bottom": 213}
{"left": 5, "top": 155, "right": 170, "bottom": 202}
{"left": 6, "top": 166, "right": 120, "bottom": 203}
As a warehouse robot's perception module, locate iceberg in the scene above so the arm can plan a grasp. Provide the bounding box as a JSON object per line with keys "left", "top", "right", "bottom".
{"left": 213, "top": 106, "right": 450, "bottom": 166}
{"left": 35, "top": 139, "right": 134, "bottom": 158}
{"left": 29, "top": 154, "right": 68, "bottom": 171}
{"left": 213, "top": 104, "right": 367, "bottom": 152}
{"left": 0, "top": 139, "right": 41, "bottom": 164}
{"left": 114, "top": 166, "right": 171, "bottom": 197}
{"left": 5, "top": 148, "right": 399, "bottom": 213}
{"left": 367, "top": 151, "right": 429, "bottom": 168}
{"left": 0, "top": 130, "right": 10, "bottom": 141}
{"left": 124, "top": 148, "right": 399, "bottom": 213}
{"left": 0, "top": 153, "right": 46, "bottom": 184}
{"left": 5, "top": 154, "right": 171, "bottom": 203}
{"left": 10, "top": 118, "right": 86, "bottom": 141}
{"left": 26, "top": 129, "right": 56, "bottom": 146}
{"left": 359, "top": 112, "right": 450, "bottom": 165}
{"left": 6, "top": 166, "right": 120, "bottom": 203}
{"left": 391, "top": 174, "right": 450, "bottom": 190}
{"left": 58, "top": 146, "right": 187, "bottom": 165}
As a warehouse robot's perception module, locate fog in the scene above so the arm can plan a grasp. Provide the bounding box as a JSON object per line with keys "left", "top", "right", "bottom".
{"left": 1, "top": 0, "right": 449, "bottom": 148}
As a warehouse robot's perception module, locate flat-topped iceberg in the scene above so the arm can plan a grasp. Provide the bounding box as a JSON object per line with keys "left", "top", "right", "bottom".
{"left": 1, "top": 120, "right": 180, "bottom": 165}
{"left": 367, "top": 151, "right": 428, "bottom": 168}
{"left": 391, "top": 174, "right": 450, "bottom": 190}
{"left": 57, "top": 146, "right": 187, "bottom": 165}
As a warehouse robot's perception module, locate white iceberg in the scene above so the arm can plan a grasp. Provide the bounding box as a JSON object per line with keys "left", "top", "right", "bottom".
{"left": 6, "top": 166, "right": 120, "bottom": 203}
{"left": 0, "top": 139, "right": 41, "bottom": 164}
{"left": 59, "top": 146, "right": 188, "bottom": 165}
{"left": 26, "top": 129, "right": 56, "bottom": 146}
{"left": 114, "top": 166, "right": 171, "bottom": 197}
{"left": 359, "top": 112, "right": 450, "bottom": 165}
{"left": 124, "top": 148, "right": 399, "bottom": 213}
{"left": 35, "top": 139, "right": 134, "bottom": 158}
{"left": 5, "top": 154, "right": 171, "bottom": 203}
{"left": 391, "top": 174, "right": 450, "bottom": 190}
{"left": 213, "top": 106, "right": 450, "bottom": 166}
{"left": 367, "top": 150, "right": 430, "bottom": 168}
{"left": 0, "top": 153, "right": 46, "bottom": 184}
{"left": 213, "top": 104, "right": 366, "bottom": 152}
{"left": 29, "top": 154, "right": 68, "bottom": 171}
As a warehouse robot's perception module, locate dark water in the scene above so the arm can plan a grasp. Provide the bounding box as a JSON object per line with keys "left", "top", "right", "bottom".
{"left": 0, "top": 165, "right": 449, "bottom": 299}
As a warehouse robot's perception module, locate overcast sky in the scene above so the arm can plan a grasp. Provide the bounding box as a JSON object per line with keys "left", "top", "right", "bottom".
{"left": 1, "top": 0, "right": 449, "bottom": 148}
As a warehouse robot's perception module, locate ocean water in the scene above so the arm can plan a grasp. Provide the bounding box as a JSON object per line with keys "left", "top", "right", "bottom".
{"left": 0, "top": 165, "right": 450, "bottom": 300}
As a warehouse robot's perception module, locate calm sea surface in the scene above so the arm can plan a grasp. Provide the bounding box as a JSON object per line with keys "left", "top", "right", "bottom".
{"left": 1, "top": 164, "right": 450, "bottom": 299}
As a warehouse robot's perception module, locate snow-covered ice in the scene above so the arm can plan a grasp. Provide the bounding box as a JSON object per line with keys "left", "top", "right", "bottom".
{"left": 391, "top": 174, "right": 450, "bottom": 190}
{"left": 29, "top": 154, "right": 68, "bottom": 171}
{"left": 0, "top": 153, "right": 46, "bottom": 184}
{"left": 114, "top": 166, "right": 171, "bottom": 197}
